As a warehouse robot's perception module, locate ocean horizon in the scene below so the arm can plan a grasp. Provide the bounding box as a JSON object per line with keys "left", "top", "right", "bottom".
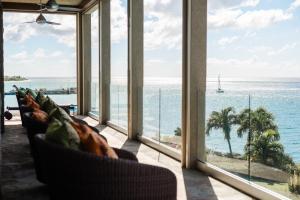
{"left": 5, "top": 76, "right": 300, "bottom": 163}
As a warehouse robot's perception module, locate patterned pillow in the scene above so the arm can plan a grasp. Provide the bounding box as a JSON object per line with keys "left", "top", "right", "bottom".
{"left": 25, "top": 94, "right": 40, "bottom": 110}
{"left": 26, "top": 88, "right": 38, "bottom": 99}
{"left": 45, "top": 118, "right": 80, "bottom": 150}
{"left": 49, "top": 107, "right": 73, "bottom": 122}
{"left": 35, "top": 92, "right": 47, "bottom": 106}
{"left": 71, "top": 121, "right": 118, "bottom": 159}
{"left": 32, "top": 109, "right": 49, "bottom": 123}
{"left": 17, "top": 88, "right": 27, "bottom": 98}
{"left": 42, "top": 97, "right": 57, "bottom": 114}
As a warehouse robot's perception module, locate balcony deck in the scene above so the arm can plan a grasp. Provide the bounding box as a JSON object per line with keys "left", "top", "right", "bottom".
{"left": 0, "top": 116, "right": 254, "bottom": 200}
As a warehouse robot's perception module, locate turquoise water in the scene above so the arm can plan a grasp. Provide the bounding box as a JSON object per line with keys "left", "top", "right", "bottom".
{"left": 5, "top": 77, "right": 300, "bottom": 163}
{"left": 206, "top": 80, "right": 300, "bottom": 163}
{"left": 5, "top": 77, "right": 77, "bottom": 108}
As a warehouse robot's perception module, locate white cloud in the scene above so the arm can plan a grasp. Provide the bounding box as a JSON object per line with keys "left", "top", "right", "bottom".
{"left": 9, "top": 49, "right": 67, "bottom": 64}
{"left": 208, "top": 0, "right": 260, "bottom": 11}
{"left": 289, "top": 0, "right": 300, "bottom": 11}
{"left": 268, "top": 43, "right": 297, "bottom": 56}
{"left": 11, "top": 51, "right": 29, "bottom": 60}
{"left": 218, "top": 36, "right": 239, "bottom": 46}
{"left": 208, "top": 9, "right": 292, "bottom": 29}
{"left": 33, "top": 48, "right": 46, "bottom": 58}
{"left": 237, "top": 9, "right": 292, "bottom": 28}
{"left": 4, "top": 12, "right": 76, "bottom": 47}
{"left": 144, "top": 0, "right": 182, "bottom": 50}
{"left": 111, "top": 0, "right": 127, "bottom": 44}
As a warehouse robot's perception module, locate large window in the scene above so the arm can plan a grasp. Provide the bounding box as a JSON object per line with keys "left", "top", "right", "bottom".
{"left": 205, "top": 1, "right": 300, "bottom": 199}
{"left": 4, "top": 12, "right": 77, "bottom": 114}
{"left": 109, "top": 0, "right": 128, "bottom": 129}
{"left": 142, "top": 0, "right": 182, "bottom": 152}
{"left": 90, "top": 7, "right": 100, "bottom": 116}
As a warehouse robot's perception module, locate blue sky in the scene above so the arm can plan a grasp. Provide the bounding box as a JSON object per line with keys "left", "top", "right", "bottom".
{"left": 208, "top": 0, "right": 300, "bottom": 78}
{"left": 3, "top": 0, "right": 300, "bottom": 78}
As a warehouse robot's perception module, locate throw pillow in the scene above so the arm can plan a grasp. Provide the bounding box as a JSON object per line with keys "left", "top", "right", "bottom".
{"left": 45, "top": 118, "right": 80, "bottom": 150}
{"left": 25, "top": 94, "right": 40, "bottom": 110}
{"left": 42, "top": 97, "right": 57, "bottom": 113}
{"left": 71, "top": 121, "right": 118, "bottom": 159}
{"left": 49, "top": 107, "right": 73, "bottom": 122}
{"left": 35, "top": 92, "right": 47, "bottom": 106}
{"left": 26, "top": 88, "right": 38, "bottom": 99}
{"left": 32, "top": 109, "right": 49, "bottom": 123}
{"left": 17, "top": 88, "right": 27, "bottom": 98}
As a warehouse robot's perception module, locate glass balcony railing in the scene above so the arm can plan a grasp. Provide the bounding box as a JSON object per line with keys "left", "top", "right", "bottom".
{"left": 205, "top": 80, "right": 300, "bottom": 200}
{"left": 110, "top": 84, "right": 128, "bottom": 129}
{"left": 90, "top": 80, "right": 99, "bottom": 116}
{"left": 143, "top": 86, "right": 182, "bottom": 151}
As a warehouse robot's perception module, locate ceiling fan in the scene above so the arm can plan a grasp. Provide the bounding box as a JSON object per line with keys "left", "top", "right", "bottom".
{"left": 40, "top": 0, "right": 82, "bottom": 12}
{"left": 24, "top": 0, "right": 61, "bottom": 25}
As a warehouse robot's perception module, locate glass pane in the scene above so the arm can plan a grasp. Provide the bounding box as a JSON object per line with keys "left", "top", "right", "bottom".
{"left": 250, "top": 88, "right": 300, "bottom": 199}
{"left": 4, "top": 13, "right": 77, "bottom": 115}
{"left": 206, "top": 1, "right": 300, "bottom": 199}
{"left": 142, "top": 0, "right": 182, "bottom": 151}
{"left": 110, "top": 0, "right": 128, "bottom": 129}
{"left": 90, "top": 8, "right": 100, "bottom": 116}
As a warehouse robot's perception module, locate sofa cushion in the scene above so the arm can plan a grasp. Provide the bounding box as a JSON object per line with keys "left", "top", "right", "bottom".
{"left": 45, "top": 118, "right": 80, "bottom": 150}
{"left": 42, "top": 97, "right": 57, "bottom": 114}
{"left": 26, "top": 88, "right": 38, "bottom": 99}
{"left": 36, "top": 92, "right": 47, "bottom": 106}
{"left": 49, "top": 107, "right": 73, "bottom": 122}
{"left": 71, "top": 121, "right": 118, "bottom": 159}
{"left": 32, "top": 109, "right": 49, "bottom": 123}
{"left": 17, "top": 88, "right": 27, "bottom": 98}
{"left": 25, "top": 94, "right": 41, "bottom": 110}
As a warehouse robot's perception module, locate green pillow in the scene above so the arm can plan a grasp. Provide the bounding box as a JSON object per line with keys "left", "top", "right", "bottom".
{"left": 49, "top": 107, "right": 73, "bottom": 122}
{"left": 42, "top": 97, "right": 57, "bottom": 114}
{"left": 45, "top": 118, "right": 80, "bottom": 150}
{"left": 17, "top": 88, "right": 27, "bottom": 98}
{"left": 36, "top": 92, "right": 47, "bottom": 106}
{"left": 26, "top": 88, "right": 37, "bottom": 99}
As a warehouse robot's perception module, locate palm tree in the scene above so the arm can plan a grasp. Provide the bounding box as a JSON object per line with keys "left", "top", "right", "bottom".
{"left": 245, "top": 129, "right": 287, "bottom": 166}
{"left": 206, "top": 107, "right": 236, "bottom": 157}
{"left": 236, "top": 107, "right": 278, "bottom": 139}
{"left": 174, "top": 127, "right": 181, "bottom": 136}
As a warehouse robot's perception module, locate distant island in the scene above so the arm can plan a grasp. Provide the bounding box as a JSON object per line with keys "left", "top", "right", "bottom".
{"left": 4, "top": 76, "right": 28, "bottom": 81}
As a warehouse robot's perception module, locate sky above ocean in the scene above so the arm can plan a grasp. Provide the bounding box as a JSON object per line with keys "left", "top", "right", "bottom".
{"left": 3, "top": 0, "right": 300, "bottom": 79}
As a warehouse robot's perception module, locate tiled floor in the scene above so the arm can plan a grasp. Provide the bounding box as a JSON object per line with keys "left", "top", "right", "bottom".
{"left": 0, "top": 116, "right": 255, "bottom": 200}
{"left": 82, "top": 116, "right": 255, "bottom": 200}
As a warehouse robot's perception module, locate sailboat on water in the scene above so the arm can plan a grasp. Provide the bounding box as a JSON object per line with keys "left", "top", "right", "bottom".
{"left": 216, "top": 75, "right": 224, "bottom": 93}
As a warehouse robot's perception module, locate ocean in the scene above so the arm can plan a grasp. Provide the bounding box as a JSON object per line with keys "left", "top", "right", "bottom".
{"left": 5, "top": 77, "right": 300, "bottom": 163}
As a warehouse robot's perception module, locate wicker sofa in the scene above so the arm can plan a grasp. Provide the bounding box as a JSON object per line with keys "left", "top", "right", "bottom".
{"left": 22, "top": 112, "right": 106, "bottom": 184}
{"left": 15, "top": 87, "right": 177, "bottom": 199}
{"left": 34, "top": 134, "right": 177, "bottom": 200}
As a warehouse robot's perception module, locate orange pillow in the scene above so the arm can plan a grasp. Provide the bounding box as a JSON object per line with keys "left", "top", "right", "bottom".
{"left": 24, "top": 94, "right": 34, "bottom": 103}
{"left": 71, "top": 121, "right": 118, "bottom": 159}
{"left": 32, "top": 109, "right": 49, "bottom": 123}
{"left": 25, "top": 94, "right": 40, "bottom": 110}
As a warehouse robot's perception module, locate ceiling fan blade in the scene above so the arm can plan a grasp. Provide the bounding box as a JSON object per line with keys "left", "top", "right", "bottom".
{"left": 46, "top": 21, "right": 61, "bottom": 25}
{"left": 24, "top": 21, "right": 36, "bottom": 24}
{"left": 58, "top": 6, "right": 82, "bottom": 12}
